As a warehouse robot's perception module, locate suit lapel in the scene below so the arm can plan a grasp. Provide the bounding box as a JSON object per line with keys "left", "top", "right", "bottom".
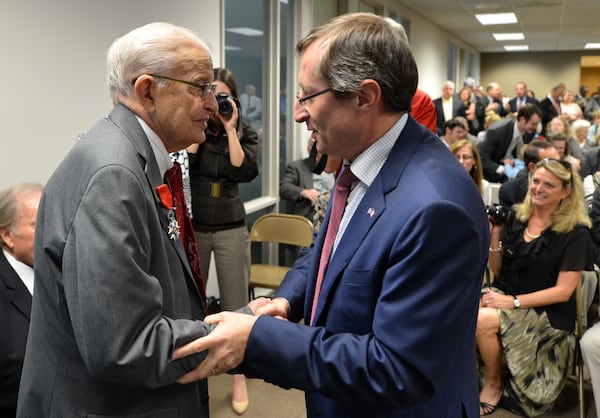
{"left": 0, "top": 251, "right": 32, "bottom": 321}
{"left": 310, "top": 116, "right": 425, "bottom": 324}
{"left": 108, "top": 104, "right": 198, "bottom": 294}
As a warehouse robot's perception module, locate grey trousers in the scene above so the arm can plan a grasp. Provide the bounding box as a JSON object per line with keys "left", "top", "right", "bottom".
{"left": 195, "top": 226, "right": 250, "bottom": 311}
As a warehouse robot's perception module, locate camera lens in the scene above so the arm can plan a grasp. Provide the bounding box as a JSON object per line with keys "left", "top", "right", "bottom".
{"left": 216, "top": 93, "right": 233, "bottom": 115}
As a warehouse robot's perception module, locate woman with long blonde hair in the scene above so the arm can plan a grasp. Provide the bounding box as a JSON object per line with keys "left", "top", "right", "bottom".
{"left": 477, "top": 158, "right": 593, "bottom": 416}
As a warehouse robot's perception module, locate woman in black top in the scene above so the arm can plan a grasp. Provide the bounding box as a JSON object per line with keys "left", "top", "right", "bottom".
{"left": 478, "top": 158, "right": 593, "bottom": 416}
{"left": 186, "top": 67, "right": 259, "bottom": 414}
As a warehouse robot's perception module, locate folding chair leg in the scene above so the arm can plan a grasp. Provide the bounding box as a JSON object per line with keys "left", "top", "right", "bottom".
{"left": 577, "top": 352, "right": 586, "bottom": 418}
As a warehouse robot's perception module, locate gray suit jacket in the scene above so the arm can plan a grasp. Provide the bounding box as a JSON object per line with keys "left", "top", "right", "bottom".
{"left": 18, "top": 104, "right": 212, "bottom": 418}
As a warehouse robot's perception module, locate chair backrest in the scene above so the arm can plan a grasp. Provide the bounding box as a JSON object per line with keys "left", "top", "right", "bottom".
{"left": 249, "top": 213, "right": 313, "bottom": 248}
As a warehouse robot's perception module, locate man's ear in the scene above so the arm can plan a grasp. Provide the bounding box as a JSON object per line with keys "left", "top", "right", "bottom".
{"left": 356, "top": 79, "right": 381, "bottom": 108}
{"left": 133, "top": 75, "right": 157, "bottom": 112}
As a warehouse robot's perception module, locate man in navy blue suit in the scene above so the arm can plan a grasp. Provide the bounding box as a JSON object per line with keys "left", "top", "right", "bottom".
{"left": 174, "top": 13, "right": 489, "bottom": 418}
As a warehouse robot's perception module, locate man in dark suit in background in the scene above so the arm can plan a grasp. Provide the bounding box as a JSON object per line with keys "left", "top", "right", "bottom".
{"left": 506, "top": 81, "right": 539, "bottom": 115}
{"left": 173, "top": 13, "right": 489, "bottom": 418}
{"left": 539, "top": 84, "right": 565, "bottom": 136}
{"left": 498, "top": 140, "right": 559, "bottom": 207}
{"left": 479, "top": 104, "right": 542, "bottom": 183}
{"left": 0, "top": 183, "right": 42, "bottom": 418}
{"left": 17, "top": 23, "right": 230, "bottom": 418}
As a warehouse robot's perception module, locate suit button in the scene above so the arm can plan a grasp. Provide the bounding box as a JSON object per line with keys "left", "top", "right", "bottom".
{"left": 201, "top": 393, "right": 210, "bottom": 405}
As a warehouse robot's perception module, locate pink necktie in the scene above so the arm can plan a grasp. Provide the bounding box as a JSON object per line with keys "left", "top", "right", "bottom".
{"left": 166, "top": 163, "right": 207, "bottom": 313}
{"left": 310, "top": 165, "right": 357, "bottom": 325}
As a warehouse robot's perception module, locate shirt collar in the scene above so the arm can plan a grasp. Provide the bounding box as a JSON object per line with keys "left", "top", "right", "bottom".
{"left": 349, "top": 113, "right": 408, "bottom": 187}
{"left": 135, "top": 115, "right": 173, "bottom": 179}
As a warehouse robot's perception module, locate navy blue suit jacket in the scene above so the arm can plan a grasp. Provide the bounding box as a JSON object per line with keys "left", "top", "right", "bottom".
{"left": 242, "top": 116, "right": 489, "bottom": 418}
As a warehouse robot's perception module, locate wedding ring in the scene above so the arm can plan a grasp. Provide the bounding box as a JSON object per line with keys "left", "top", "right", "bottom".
{"left": 210, "top": 368, "right": 216, "bottom": 376}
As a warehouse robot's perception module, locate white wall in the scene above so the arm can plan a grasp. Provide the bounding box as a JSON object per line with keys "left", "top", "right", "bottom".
{"left": 0, "top": 0, "right": 221, "bottom": 191}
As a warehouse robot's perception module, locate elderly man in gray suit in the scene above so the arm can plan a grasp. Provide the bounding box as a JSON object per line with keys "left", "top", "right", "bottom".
{"left": 17, "top": 22, "right": 231, "bottom": 418}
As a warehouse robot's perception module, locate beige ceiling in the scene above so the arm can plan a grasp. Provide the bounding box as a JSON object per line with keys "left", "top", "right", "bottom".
{"left": 396, "top": 0, "right": 600, "bottom": 53}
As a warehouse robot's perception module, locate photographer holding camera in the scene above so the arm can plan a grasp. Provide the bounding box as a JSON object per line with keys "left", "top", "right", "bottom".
{"left": 186, "top": 67, "right": 259, "bottom": 414}
{"left": 477, "top": 158, "right": 592, "bottom": 416}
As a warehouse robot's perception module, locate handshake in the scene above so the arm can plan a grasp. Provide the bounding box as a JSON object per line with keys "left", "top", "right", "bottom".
{"left": 173, "top": 297, "right": 289, "bottom": 383}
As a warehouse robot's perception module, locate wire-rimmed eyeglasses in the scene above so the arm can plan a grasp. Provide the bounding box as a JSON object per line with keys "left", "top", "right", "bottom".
{"left": 138, "top": 74, "right": 217, "bottom": 99}
{"left": 296, "top": 87, "right": 333, "bottom": 107}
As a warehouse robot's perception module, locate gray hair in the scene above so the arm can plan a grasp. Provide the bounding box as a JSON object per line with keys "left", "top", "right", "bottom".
{"left": 0, "top": 183, "right": 43, "bottom": 247}
{"left": 296, "top": 13, "right": 418, "bottom": 113}
{"left": 106, "top": 22, "right": 211, "bottom": 103}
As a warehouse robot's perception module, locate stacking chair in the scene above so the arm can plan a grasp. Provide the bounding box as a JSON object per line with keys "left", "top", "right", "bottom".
{"left": 248, "top": 213, "right": 314, "bottom": 299}
{"left": 574, "top": 268, "right": 598, "bottom": 418}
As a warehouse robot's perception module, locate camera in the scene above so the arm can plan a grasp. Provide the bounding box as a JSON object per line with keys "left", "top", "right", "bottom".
{"left": 486, "top": 204, "right": 510, "bottom": 225}
{"left": 216, "top": 92, "right": 240, "bottom": 116}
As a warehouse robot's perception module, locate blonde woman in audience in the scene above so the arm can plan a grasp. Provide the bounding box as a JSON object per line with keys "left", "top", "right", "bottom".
{"left": 450, "top": 139, "right": 492, "bottom": 205}
{"left": 476, "top": 111, "right": 502, "bottom": 144}
{"left": 561, "top": 89, "right": 583, "bottom": 122}
{"left": 478, "top": 157, "right": 593, "bottom": 416}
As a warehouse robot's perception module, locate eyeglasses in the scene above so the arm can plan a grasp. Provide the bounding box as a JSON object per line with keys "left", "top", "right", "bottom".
{"left": 147, "top": 74, "right": 217, "bottom": 99}
{"left": 536, "top": 157, "right": 573, "bottom": 185}
{"left": 296, "top": 87, "right": 333, "bottom": 107}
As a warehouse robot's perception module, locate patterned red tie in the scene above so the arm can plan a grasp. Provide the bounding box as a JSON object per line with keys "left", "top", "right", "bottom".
{"left": 166, "top": 163, "right": 207, "bottom": 313}
{"left": 310, "top": 165, "right": 357, "bottom": 325}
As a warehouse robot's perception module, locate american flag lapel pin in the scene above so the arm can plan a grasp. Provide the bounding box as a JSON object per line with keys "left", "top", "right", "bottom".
{"left": 367, "top": 208, "right": 375, "bottom": 218}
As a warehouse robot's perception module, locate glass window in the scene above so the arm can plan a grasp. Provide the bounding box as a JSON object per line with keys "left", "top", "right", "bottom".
{"left": 225, "top": 0, "right": 265, "bottom": 203}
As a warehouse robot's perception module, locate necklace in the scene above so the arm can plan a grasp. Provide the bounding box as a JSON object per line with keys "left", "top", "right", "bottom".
{"left": 525, "top": 227, "right": 541, "bottom": 239}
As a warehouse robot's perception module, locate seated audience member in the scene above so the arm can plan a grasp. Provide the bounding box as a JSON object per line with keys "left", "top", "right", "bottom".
{"left": 545, "top": 116, "right": 584, "bottom": 162}
{"left": 279, "top": 139, "right": 335, "bottom": 220}
{"left": 587, "top": 109, "right": 600, "bottom": 146}
{"left": 561, "top": 89, "right": 583, "bottom": 122}
{"left": 311, "top": 154, "right": 343, "bottom": 233}
{"left": 499, "top": 140, "right": 559, "bottom": 207}
{"left": 476, "top": 111, "right": 502, "bottom": 144}
{"left": 503, "top": 144, "right": 525, "bottom": 181}
{"left": 479, "top": 104, "right": 542, "bottom": 183}
{"left": 583, "top": 170, "right": 600, "bottom": 213}
{"left": 450, "top": 139, "right": 491, "bottom": 205}
{"left": 572, "top": 118, "right": 592, "bottom": 155}
{"left": 0, "top": 183, "right": 43, "bottom": 417}
{"left": 478, "top": 158, "right": 593, "bottom": 416}
{"left": 584, "top": 86, "right": 600, "bottom": 120}
{"left": 547, "top": 130, "right": 582, "bottom": 173}
{"left": 439, "top": 117, "right": 466, "bottom": 148}
{"left": 581, "top": 185, "right": 600, "bottom": 416}
{"left": 581, "top": 144, "right": 600, "bottom": 179}
{"left": 455, "top": 116, "right": 480, "bottom": 145}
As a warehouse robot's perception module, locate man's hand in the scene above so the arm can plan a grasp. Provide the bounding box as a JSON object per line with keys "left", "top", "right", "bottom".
{"left": 173, "top": 312, "right": 257, "bottom": 384}
{"left": 254, "top": 297, "right": 290, "bottom": 319}
{"left": 300, "top": 188, "right": 320, "bottom": 203}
